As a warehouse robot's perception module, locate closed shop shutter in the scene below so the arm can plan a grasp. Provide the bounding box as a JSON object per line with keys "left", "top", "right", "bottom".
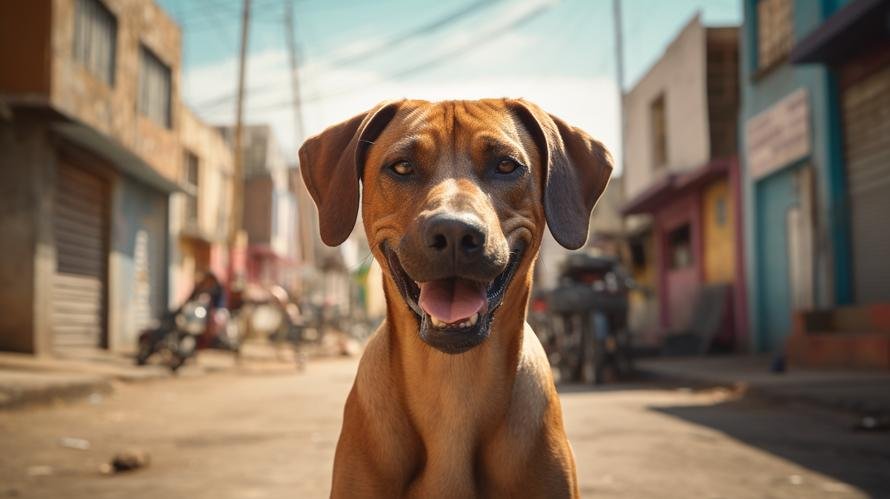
{"left": 52, "top": 161, "right": 109, "bottom": 351}
{"left": 843, "top": 64, "right": 890, "bottom": 304}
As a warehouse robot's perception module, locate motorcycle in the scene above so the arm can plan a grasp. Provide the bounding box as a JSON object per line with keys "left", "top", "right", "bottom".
{"left": 135, "top": 292, "right": 240, "bottom": 371}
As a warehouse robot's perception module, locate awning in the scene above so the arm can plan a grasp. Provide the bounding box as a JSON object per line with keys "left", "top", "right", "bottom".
{"left": 52, "top": 122, "right": 181, "bottom": 193}
{"left": 621, "top": 157, "right": 731, "bottom": 215}
{"left": 790, "top": 0, "right": 890, "bottom": 65}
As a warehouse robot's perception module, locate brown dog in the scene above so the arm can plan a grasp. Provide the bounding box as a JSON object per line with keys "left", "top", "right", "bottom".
{"left": 299, "top": 99, "right": 612, "bottom": 498}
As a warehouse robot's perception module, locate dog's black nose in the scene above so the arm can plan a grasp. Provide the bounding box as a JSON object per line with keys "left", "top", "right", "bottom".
{"left": 424, "top": 213, "right": 486, "bottom": 261}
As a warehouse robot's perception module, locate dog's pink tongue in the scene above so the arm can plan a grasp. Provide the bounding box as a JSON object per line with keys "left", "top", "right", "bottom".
{"left": 419, "top": 279, "right": 486, "bottom": 324}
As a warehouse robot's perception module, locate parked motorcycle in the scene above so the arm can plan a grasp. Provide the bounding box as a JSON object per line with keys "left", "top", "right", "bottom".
{"left": 135, "top": 293, "right": 240, "bottom": 371}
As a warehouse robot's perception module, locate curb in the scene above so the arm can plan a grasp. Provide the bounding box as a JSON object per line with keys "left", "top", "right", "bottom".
{"left": 0, "top": 370, "right": 113, "bottom": 410}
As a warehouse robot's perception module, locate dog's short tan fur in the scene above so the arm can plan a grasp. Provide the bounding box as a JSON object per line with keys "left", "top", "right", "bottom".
{"left": 300, "top": 99, "right": 612, "bottom": 498}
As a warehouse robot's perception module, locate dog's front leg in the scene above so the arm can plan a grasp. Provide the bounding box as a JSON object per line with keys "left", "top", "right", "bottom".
{"left": 331, "top": 387, "right": 401, "bottom": 498}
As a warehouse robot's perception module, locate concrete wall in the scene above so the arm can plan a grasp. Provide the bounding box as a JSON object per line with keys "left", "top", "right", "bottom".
{"left": 0, "top": 0, "right": 52, "bottom": 97}
{"left": 171, "top": 106, "right": 234, "bottom": 302}
{"left": 624, "top": 15, "right": 710, "bottom": 201}
{"left": 177, "top": 106, "right": 233, "bottom": 241}
{"left": 0, "top": 118, "right": 53, "bottom": 354}
{"left": 49, "top": 0, "right": 182, "bottom": 182}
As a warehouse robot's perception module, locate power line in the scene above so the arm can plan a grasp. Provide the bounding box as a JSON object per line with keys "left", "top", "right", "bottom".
{"left": 319, "top": 0, "right": 501, "bottom": 68}
{"left": 192, "top": 0, "right": 503, "bottom": 111}
{"left": 200, "top": 1, "right": 554, "bottom": 114}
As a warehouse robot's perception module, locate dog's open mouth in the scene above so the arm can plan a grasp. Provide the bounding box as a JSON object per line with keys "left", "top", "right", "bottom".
{"left": 384, "top": 245, "right": 524, "bottom": 354}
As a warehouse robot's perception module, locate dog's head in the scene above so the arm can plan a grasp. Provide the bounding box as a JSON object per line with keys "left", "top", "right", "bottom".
{"left": 299, "top": 99, "right": 612, "bottom": 354}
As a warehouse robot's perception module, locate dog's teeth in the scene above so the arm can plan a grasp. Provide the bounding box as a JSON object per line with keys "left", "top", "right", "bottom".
{"left": 468, "top": 313, "right": 478, "bottom": 326}
{"left": 431, "top": 316, "right": 445, "bottom": 328}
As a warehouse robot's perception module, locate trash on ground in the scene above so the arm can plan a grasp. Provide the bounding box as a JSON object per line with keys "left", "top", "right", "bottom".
{"left": 26, "top": 465, "right": 53, "bottom": 477}
{"left": 58, "top": 437, "right": 90, "bottom": 450}
{"left": 99, "top": 449, "right": 151, "bottom": 474}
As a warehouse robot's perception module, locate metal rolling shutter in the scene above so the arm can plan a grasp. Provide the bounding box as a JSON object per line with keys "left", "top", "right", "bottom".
{"left": 52, "top": 161, "right": 109, "bottom": 351}
{"left": 843, "top": 64, "right": 890, "bottom": 303}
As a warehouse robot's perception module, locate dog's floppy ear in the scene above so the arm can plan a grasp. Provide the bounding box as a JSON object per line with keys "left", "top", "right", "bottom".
{"left": 299, "top": 100, "right": 402, "bottom": 246}
{"left": 509, "top": 99, "right": 613, "bottom": 250}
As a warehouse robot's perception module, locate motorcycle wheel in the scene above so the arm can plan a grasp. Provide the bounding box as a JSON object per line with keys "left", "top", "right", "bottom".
{"left": 169, "top": 354, "right": 186, "bottom": 372}
{"left": 136, "top": 336, "right": 154, "bottom": 366}
{"left": 168, "top": 334, "right": 196, "bottom": 372}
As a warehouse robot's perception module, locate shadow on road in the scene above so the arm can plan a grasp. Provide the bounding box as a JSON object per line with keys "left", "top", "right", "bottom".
{"left": 651, "top": 396, "right": 890, "bottom": 497}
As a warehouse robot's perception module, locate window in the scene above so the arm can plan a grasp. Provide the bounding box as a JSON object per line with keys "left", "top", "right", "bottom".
{"left": 650, "top": 93, "right": 667, "bottom": 169}
{"left": 668, "top": 224, "right": 692, "bottom": 269}
{"left": 757, "top": 0, "right": 793, "bottom": 71}
{"left": 138, "top": 45, "right": 172, "bottom": 127}
{"left": 73, "top": 0, "right": 117, "bottom": 85}
{"left": 183, "top": 152, "right": 199, "bottom": 226}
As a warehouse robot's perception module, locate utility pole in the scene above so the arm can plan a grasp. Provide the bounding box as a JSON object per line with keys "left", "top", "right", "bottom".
{"left": 284, "top": 0, "right": 305, "bottom": 144}
{"left": 228, "top": 0, "right": 251, "bottom": 286}
{"left": 613, "top": 0, "right": 625, "bottom": 170}
{"left": 283, "top": 0, "right": 315, "bottom": 268}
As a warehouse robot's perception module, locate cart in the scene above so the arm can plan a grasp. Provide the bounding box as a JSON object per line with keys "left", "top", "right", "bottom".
{"left": 536, "top": 254, "right": 633, "bottom": 384}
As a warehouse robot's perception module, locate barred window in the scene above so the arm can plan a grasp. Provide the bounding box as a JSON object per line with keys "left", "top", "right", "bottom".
{"left": 757, "top": 0, "right": 793, "bottom": 71}
{"left": 138, "top": 45, "right": 172, "bottom": 128}
{"left": 73, "top": 0, "right": 117, "bottom": 85}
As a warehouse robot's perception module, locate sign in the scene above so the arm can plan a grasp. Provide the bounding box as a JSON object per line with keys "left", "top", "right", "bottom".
{"left": 746, "top": 89, "right": 811, "bottom": 180}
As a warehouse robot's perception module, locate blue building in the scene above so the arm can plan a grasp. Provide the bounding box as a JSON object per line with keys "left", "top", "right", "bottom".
{"left": 740, "top": 0, "right": 890, "bottom": 367}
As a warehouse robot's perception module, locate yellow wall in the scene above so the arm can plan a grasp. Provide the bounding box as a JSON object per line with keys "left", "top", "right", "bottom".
{"left": 703, "top": 179, "right": 735, "bottom": 283}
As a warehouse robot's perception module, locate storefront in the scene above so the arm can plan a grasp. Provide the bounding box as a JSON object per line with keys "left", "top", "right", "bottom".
{"left": 839, "top": 57, "right": 890, "bottom": 304}
{"left": 781, "top": 0, "right": 890, "bottom": 367}
{"left": 745, "top": 89, "right": 817, "bottom": 352}
{"left": 0, "top": 118, "right": 177, "bottom": 356}
{"left": 52, "top": 156, "right": 111, "bottom": 352}
{"left": 622, "top": 158, "right": 746, "bottom": 351}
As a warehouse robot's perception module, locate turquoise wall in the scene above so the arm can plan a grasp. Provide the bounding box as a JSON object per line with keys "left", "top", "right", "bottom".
{"left": 740, "top": 0, "right": 852, "bottom": 352}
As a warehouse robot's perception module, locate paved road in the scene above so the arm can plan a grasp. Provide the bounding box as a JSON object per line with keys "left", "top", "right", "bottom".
{"left": 1, "top": 357, "right": 888, "bottom": 498}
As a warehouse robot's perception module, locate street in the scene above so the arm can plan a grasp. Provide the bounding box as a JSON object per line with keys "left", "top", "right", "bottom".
{"left": 1, "top": 358, "right": 888, "bottom": 499}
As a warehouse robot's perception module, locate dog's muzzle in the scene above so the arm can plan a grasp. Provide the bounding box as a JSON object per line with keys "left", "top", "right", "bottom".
{"left": 383, "top": 243, "right": 524, "bottom": 354}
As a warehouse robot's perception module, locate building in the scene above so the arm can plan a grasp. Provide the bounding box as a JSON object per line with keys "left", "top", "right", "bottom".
{"left": 219, "top": 125, "right": 300, "bottom": 289}
{"left": 171, "top": 106, "right": 236, "bottom": 304}
{"left": 740, "top": 0, "right": 890, "bottom": 367}
{"left": 0, "top": 0, "right": 181, "bottom": 355}
{"left": 620, "top": 16, "right": 747, "bottom": 351}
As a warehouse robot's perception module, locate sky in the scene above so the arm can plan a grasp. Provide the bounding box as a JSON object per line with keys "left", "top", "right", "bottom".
{"left": 158, "top": 0, "right": 742, "bottom": 172}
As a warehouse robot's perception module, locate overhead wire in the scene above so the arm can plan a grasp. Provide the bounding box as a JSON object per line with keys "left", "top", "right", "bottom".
{"left": 196, "top": 1, "right": 555, "bottom": 114}
{"left": 192, "top": 0, "right": 506, "bottom": 110}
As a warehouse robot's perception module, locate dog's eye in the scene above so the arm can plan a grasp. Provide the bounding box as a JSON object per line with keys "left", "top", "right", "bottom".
{"left": 389, "top": 161, "right": 414, "bottom": 176}
{"left": 496, "top": 159, "right": 520, "bottom": 175}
